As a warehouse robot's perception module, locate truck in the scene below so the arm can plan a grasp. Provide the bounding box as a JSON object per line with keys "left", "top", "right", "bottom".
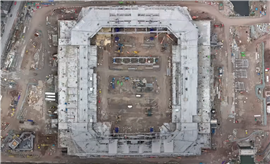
{"left": 267, "top": 105, "right": 270, "bottom": 114}
{"left": 214, "top": 24, "right": 224, "bottom": 28}
{"left": 27, "top": 119, "right": 35, "bottom": 125}
{"left": 111, "top": 78, "right": 115, "bottom": 89}
{"left": 219, "top": 2, "right": 224, "bottom": 10}
{"left": 115, "top": 127, "right": 119, "bottom": 133}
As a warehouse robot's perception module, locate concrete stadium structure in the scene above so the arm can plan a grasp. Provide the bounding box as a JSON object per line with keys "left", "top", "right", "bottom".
{"left": 57, "top": 6, "right": 213, "bottom": 157}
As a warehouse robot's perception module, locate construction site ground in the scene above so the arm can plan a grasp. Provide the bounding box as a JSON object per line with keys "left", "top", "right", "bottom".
{"left": 97, "top": 33, "right": 173, "bottom": 133}
{"left": 1, "top": 1, "right": 270, "bottom": 164}
{"left": 210, "top": 22, "right": 269, "bottom": 161}
{"left": 250, "top": 1, "right": 268, "bottom": 17}
{"left": 264, "top": 38, "right": 270, "bottom": 88}
{"left": 1, "top": 6, "right": 80, "bottom": 161}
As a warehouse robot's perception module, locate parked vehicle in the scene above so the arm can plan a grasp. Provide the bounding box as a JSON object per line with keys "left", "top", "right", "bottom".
{"left": 218, "top": 67, "right": 223, "bottom": 77}
{"left": 1, "top": 144, "right": 5, "bottom": 150}
{"left": 111, "top": 78, "right": 115, "bottom": 89}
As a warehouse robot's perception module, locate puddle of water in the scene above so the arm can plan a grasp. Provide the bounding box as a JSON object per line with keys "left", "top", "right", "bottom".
{"left": 231, "top": 1, "right": 250, "bottom": 16}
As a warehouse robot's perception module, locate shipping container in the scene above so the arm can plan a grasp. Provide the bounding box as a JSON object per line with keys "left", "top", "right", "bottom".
{"left": 135, "top": 94, "right": 142, "bottom": 98}
{"left": 45, "top": 92, "right": 55, "bottom": 95}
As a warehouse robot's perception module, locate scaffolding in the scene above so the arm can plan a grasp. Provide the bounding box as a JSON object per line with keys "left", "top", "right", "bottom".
{"left": 235, "top": 69, "right": 248, "bottom": 78}
{"left": 235, "top": 59, "right": 249, "bottom": 68}
{"left": 235, "top": 82, "right": 245, "bottom": 92}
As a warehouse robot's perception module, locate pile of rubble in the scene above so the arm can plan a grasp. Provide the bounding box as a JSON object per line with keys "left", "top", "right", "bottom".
{"left": 250, "top": 23, "right": 270, "bottom": 39}
{"left": 28, "top": 81, "right": 43, "bottom": 107}
{"left": 218, "top": 0, "right": 235, "bottom": 16}
{"left": 61, "top": 9, "right": 75, "bottom": 14}
{"left": 250, "top": 1, "right": 267, "bottom": 17}
{"left": 200, "top": 0, "right": 235, "bottom": 17}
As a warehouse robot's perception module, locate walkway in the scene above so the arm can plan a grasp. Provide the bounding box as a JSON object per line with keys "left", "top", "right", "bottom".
{"left": 255, "top": 43, "right": 267, "bottom": 125}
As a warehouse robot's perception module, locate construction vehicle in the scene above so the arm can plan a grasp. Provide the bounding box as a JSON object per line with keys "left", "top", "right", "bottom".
{"left": 27, "top": 119, "right": 35, "bottom": 125}
{"left": 219, "top": 2, "right": 224, "bottom": 10}
{"left": 111, "top": 78, "right": 115, "bottom": 89}
{"left": 214, "top": 24, "right": 224, "bottom": 28}
{"left": 145, "top": 108, "right": 152, "bottom": 116}
{"left": 116, "top": 115, "right": 121, "bottom": 122}
{"left": 116, "top": 43, "right": 124, "bottom": 53}
{"left": 115, "top": 127, "right": 119, "bottom": 133}
{"left": 41, "top": 144, "right": 50, "bottom": 147}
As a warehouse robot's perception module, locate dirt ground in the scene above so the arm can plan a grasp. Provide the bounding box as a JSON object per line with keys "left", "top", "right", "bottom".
{"left": 0, "top": 6, "right": 79, "bottom": 161}
{"left": 97, "top": 33, "right": 173, "bottom": 133}
{"left": 264, "top": 39, "right": 270, "bottom": 70}
{"left": 20, "top": 31, "right": 42, "bottom": 71}
{"left": 250, "top": 1, "right": 268, "bottom": 17}
{"left": 1, "top": 1, "right": 270, "bottom": 163}
{"left": 210, "top": 22, "right": 269, "bottom": 162}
